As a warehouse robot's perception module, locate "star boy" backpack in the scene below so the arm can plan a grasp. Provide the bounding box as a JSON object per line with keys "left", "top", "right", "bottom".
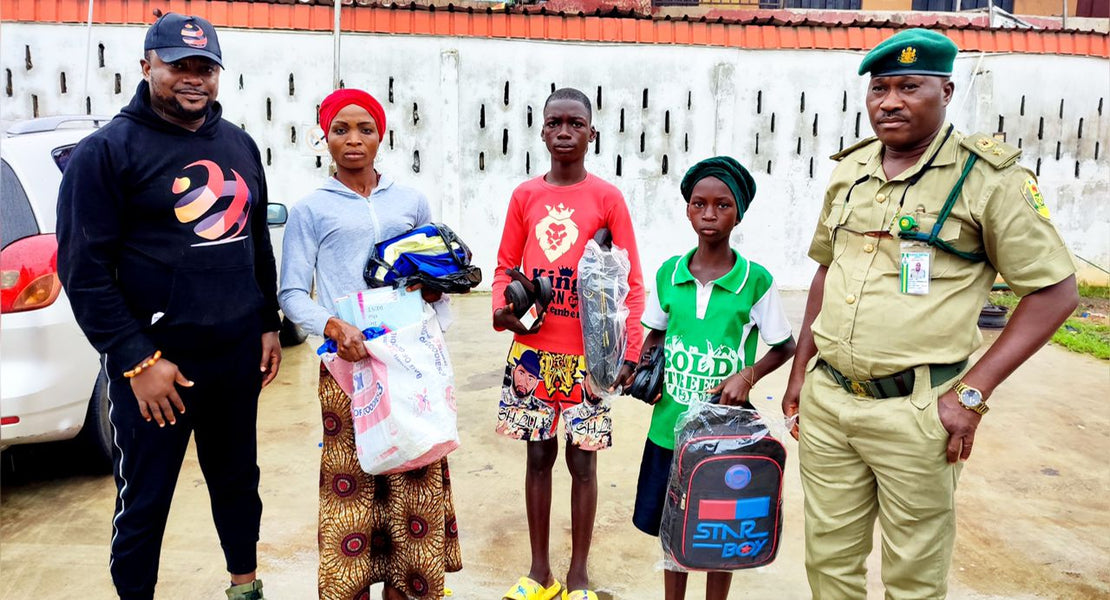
{"left": 660, "top": 402, "right": 787, "bottom": 571}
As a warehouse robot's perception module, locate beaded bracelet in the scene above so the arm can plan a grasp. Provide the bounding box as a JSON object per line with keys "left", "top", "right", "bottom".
{"left": 123, "top": 350, "right": 162, "bottom": 379}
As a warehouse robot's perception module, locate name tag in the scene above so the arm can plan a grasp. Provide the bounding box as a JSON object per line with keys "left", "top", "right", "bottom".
{"left": 900, "top": 242, "right": 931, "bottom": 296}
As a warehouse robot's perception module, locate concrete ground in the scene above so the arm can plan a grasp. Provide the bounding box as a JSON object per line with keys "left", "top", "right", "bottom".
{"left": 2, "top": 292, "right": 1108, "bottom": 600}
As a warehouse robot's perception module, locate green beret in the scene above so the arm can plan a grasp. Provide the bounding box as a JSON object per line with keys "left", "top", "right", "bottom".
{"left": 680, "top": 156, "right": 756, "bottom": 219}
{"left": 858, "top": 28, "right": 958, "bottom": 77}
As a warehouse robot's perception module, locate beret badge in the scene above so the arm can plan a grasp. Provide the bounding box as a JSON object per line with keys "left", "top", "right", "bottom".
{"left": 898, "top": 46, "right": 918, "bottom": 65}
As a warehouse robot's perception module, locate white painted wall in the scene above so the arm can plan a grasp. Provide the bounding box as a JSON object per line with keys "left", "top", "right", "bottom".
{"left": 3, "top": 22, "right": 1107, "bottom": 288}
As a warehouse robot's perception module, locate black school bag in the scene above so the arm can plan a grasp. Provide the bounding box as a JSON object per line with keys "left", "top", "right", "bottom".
{"left": 660, "top": 402, "right": 787, "bottom": 571}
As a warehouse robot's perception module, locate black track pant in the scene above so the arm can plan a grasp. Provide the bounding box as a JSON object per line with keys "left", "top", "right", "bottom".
{"left": 106, "top": 335, "right": 263, "bottom": 600}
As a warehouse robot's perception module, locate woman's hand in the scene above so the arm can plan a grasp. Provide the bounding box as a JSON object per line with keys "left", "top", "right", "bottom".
{"left": 324, "top": 317, "right": 370, "bottom": 362}
{"left": 405, "top": 282, "right": 443, "bottom": 304}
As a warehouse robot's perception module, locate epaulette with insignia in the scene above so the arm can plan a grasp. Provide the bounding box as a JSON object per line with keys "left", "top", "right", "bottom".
{"left": 830, "top": 137, "right": 879, "bottom": 161}
{"left": 961, "top": 133, "right": 1021, "bottom": 169}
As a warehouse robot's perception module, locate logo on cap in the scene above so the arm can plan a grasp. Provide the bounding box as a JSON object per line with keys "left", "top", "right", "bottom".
{"left": 898, "top": 46, "right": 917, "bottom": 65}
{"left": 180, "top": 22, "right": 208, "bottom": 49}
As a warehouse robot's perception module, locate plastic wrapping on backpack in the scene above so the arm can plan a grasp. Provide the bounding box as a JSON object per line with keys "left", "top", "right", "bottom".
{"left": 577, "top": 238, "right": 630, "bottom": 395}
{"left": 659, "top": 401, "right": 789, "bottom": 572}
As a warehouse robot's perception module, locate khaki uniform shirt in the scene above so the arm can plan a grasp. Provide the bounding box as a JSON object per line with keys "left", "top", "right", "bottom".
{"left": 808, "top": 125, "right": 1075, "bottom": 380}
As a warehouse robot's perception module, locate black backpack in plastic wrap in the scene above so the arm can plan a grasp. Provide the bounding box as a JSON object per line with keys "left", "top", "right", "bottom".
{"left": 660, "top": 403, "right": 787, "bottom": 571}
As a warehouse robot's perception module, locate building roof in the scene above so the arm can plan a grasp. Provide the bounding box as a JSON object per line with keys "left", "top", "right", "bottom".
{"left": 4, "top": 0, "right": 1106, "bottom": 57}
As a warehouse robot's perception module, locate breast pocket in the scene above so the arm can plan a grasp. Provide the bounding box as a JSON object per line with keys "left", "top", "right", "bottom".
{"left": 909, "top": 213, "right": 965, "bottom": 278}
{"left": 870, "top": 213, "right": 965, "bottom": 277}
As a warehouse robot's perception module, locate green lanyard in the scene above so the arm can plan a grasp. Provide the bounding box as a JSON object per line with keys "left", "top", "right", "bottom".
{"left": 840, "top": 125, "right": 953, "bottom": 230}
{"left": 897, "top": 153, "right": 987, "bottom": 263}
{"left": 838, "top": 126, "right": 988, "bottom": 264}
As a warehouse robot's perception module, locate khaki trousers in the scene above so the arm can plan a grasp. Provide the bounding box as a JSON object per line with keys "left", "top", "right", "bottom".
{"left": 799, "top": 359, "right": 963, "bottom": 600}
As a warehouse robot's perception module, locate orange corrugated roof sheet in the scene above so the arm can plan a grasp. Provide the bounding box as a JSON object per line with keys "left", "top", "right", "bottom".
{"left": 3, "top": 0, "right": 1106, "bottom": 57}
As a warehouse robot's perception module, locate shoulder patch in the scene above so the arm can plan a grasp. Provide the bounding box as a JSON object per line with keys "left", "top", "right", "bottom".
{"left": 830, "top": 136, "right": 879, "bottom": 161}
{"left": 960, "top": 133, "right": 1021, "bottom": 169}
{"left": 1020, "top": 177, "right": 1052, "bottom": 220}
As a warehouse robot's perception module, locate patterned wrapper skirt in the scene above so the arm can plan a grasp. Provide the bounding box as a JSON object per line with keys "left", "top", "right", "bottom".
{"left": 317, "top": 364, "right": 463, "bottom": 599}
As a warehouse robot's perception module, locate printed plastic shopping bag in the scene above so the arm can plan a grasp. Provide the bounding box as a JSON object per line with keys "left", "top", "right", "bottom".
{"left": 322, "top": 305, "right": 459, "bottom": 475}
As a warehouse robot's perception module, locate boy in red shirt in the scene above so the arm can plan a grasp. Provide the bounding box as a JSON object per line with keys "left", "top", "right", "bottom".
{"left": 492, "top": 88, "right": 645, "bottom": 600}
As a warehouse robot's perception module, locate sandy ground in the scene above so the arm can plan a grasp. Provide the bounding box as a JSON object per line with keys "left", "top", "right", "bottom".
{"left": 2, "top": 292, "right": 1108, "bottom": 600}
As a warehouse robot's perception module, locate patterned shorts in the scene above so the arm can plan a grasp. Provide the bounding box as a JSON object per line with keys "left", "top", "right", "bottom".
{"left": 495, "top": 341, "right": 612, "bottom": 450}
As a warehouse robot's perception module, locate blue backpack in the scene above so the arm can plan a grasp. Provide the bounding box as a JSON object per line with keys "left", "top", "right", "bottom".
{"left": 363, "top": 223, "right": 482, "bottom": 293}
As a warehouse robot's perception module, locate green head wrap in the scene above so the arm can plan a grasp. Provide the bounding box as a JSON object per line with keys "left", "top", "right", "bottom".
{"left": 680, "top": 156, "right": 756, "bottom": 218}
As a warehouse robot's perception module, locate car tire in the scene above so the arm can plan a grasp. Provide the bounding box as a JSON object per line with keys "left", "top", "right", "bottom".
{"left": 79, "top": 367, "right": 114, "bottom": 473}
{"left": 279, "top": 314, "right": 308, "bottom": 347}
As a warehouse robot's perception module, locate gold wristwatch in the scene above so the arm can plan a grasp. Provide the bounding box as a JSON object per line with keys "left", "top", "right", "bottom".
{"left": 953, "top": 381, "right": 989, "bottom": 415}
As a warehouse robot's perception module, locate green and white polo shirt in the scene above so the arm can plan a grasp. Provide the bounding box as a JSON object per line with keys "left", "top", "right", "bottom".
{"left": 642, "top": 249, "right": 792, "bottom": 449}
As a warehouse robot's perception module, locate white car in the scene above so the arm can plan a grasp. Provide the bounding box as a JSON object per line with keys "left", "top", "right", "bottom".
{"left": 0, "top": 116, "right": 299, "bottom": 466}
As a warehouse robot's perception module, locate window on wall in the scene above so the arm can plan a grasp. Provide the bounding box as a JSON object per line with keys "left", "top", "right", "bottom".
{"left": 1077, "top": 0, "right": 1109, "bottom": 17}
{"left": 911, "top": 0, "right": 1015, "bottom": 12}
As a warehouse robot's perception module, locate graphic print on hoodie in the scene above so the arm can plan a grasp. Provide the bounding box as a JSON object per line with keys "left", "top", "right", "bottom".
{"left": 172, "top": 159, "right": 254, "bottom": 245}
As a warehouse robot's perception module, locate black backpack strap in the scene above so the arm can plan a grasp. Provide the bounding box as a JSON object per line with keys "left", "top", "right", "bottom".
{"left": 431, "top": 222, "right": 472, "bottom": 269}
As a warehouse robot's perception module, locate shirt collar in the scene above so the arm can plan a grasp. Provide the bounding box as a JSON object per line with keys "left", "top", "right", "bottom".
{"left": 323, "top": 171, "right": 395, "bottom": 199}
{"left": 860, "top": 122, "right": 958, "bottom": 182}
{"left": 672, "top": 248, "right": 750, "bottom": 294}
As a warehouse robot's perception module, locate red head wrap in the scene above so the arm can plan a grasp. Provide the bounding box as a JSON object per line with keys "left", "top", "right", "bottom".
{"left": 319, "top": 88, "right": 386, "bottom": 140}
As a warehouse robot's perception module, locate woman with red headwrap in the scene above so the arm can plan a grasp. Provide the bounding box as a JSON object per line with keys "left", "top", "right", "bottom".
{"left": 279, "top": 89, "right": 462, "bottom": 600}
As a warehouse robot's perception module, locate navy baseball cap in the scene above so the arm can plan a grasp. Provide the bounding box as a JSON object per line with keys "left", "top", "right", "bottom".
{"left": 144, "top": 13, "right": 223, "bottom": 67}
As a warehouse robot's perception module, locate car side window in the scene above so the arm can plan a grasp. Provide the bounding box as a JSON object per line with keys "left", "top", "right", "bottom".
{"left": 52, "top": 144, "right": 77, "bottom": 173}
{"left": 1, "top": 159, "right": 40, "bottom": 249}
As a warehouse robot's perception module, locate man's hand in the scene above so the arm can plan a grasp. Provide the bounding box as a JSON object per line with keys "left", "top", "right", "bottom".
{"left": 708, "top": 369, "right": 754, "bottom": 407}
{"left": 781, "top": 378, "right": 803, "bottom": 440}
{"left": 492, "top": 304, "right": 543, "bottom": 335}
{"left": 926, "top": 274, "right": 1076, "bottom": 463}
{"left": 324, "top": 317, "right": 370, "bottom": 363}
{"left": 260, "top": 331, "right": 281, "bottom": 387}
{"left": 130, "top": 358, "right": 192, "bottom": 427}
{"left": 937, "top": 390, "right": 982, "bottom": 463}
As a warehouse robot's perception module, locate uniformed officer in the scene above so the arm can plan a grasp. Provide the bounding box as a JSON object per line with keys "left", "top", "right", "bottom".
{"left": 781, "top": 28, "right": 1078, "bottom": 599}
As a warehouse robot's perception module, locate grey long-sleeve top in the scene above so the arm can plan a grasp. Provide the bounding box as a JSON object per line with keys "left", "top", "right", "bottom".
{"left": 278, "top": 174, "right": 431, "bottom": 336}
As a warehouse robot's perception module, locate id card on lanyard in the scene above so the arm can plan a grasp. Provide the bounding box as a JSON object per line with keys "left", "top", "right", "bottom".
{"left": 900, "top": 241, "right": 931, "bottom": 295}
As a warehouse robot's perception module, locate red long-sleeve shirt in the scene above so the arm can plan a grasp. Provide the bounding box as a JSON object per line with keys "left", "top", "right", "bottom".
{"left": 492, "top": 174, "right": 645, "bottom": 362}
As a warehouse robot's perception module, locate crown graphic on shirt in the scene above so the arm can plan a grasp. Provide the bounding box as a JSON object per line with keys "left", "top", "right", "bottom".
{"left": 559, "top": 266, "right": 574, "bottom": 277}
{"left": 544, "top": 203, "right": 576, "bottom": 221}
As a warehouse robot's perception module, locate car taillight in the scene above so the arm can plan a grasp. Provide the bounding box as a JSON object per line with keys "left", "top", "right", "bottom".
{"left": 1, "top": 234, "right": 61, "bottom": 313}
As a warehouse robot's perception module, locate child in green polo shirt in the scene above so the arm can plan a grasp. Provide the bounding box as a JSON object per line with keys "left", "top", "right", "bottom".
{"left": 632, "top": 156, "right": 797, "bottom": 600}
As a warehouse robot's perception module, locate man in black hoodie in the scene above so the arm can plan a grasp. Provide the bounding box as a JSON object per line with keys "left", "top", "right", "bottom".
{"left": 56, "top": 13, "right": 279, "bottom": 600}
